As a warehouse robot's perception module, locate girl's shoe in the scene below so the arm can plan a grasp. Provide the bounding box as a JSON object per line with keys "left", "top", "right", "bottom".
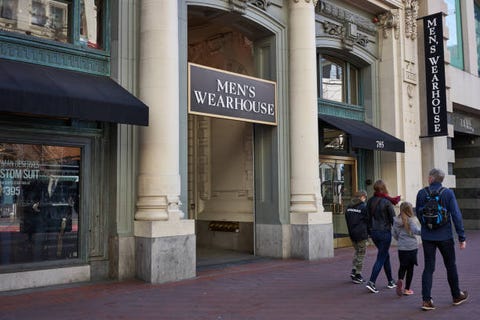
{"left": 403, "top": 289, "right": 414, "bottom": 295}
{"left": 396, "top": 280, "right": 403, "bottom": 296}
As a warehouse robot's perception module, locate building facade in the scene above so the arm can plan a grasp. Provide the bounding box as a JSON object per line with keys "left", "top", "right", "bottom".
{"left": 433, "top": 0, "right": 480, "bottom": 230}
{"left": 1, "top": 0, "right": 476, "bottom": 292}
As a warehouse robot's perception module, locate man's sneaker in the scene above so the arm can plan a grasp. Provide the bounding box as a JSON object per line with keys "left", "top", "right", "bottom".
{"left": 421, "top": 300, "right": 435, "bottom": 311}
{"left": 387, "top": 280, "right": 397, "bottom": 289}
{"left": 366, "top": 281, "right": 379, "bottom": 293}
{"left": 395, "top": 279, "right": 403, "bottom": 296}
{"left": 352, "top": 274, "right": 364, "bottom": 284}
{"left": 452, "top": 291, "right": 468, "bottom": 306}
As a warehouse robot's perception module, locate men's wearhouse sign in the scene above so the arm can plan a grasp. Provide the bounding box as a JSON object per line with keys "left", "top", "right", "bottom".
{"left": 423, "top": 12, "right": 447, "bottom": 137}
{"left": 188, "top": 63, "right": 277, "bottom": 126}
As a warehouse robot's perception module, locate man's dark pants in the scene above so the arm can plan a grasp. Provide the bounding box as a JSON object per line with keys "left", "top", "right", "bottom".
{"left": 422, "top": 238, "right": 461, "bottom": 301}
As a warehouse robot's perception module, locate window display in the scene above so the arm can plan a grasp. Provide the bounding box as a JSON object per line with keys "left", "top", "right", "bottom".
{"left": 0, "top": 143, "right": 80, "bottom": 266}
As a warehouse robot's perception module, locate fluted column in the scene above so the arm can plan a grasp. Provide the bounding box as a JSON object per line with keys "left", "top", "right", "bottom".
{"left": 289, "top": 0, "right": 333, "bottom": 259}
{"left": 136, "top": 0, "right": 182, "bottom": 221}
{"left": 135, "top": 0, "right": 195, "bottom": 283}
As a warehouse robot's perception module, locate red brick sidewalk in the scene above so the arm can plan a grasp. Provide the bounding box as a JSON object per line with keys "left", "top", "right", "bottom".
{"left": 1, "top": 231, "right": 477, "bottom": 320}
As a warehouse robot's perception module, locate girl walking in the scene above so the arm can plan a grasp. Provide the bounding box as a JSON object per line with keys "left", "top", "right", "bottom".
{"left": 393, "top": 202, "right": 421, "bottom": 296}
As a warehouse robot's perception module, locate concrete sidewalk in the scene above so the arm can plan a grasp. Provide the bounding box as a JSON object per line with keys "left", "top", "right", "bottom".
{"left": 1, "top": 231, "right": 477, "bottom": 320}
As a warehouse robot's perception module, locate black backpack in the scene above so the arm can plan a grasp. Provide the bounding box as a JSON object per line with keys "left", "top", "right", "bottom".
{"left": 420, "top": 187, "right": 449, "bottom": 230}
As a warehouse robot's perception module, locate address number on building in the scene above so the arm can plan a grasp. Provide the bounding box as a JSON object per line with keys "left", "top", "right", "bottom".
{"left": 376, "top": 140, "right": 385, "bottom": 149}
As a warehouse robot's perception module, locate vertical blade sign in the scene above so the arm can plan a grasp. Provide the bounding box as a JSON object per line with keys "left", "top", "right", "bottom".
{"left": 423, "top": 12, "right": 447, "bottom": 137}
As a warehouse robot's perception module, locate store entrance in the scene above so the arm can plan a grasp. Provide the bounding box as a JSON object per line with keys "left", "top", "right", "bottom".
{"left": 188, "top": 116, "right": 255, "bottom": 268}
{"left": 319, "top": 156, "right": 357, "bottom": 248}
{"left": 187, "top": 5, "right": 276, "bottom": 268}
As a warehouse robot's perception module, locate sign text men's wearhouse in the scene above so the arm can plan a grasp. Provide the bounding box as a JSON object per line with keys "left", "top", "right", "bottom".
{"left": 423, "top": 12, "right": 447, "bottom": 137}
{"left": 188, "top": 63, "right": 277, "bottom": 125}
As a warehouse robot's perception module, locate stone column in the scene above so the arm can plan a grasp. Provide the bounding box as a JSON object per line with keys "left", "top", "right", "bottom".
{"left": 135, "top": 0, "right": 195, "bottom": 283}
{"left": 109, "top": 0, "right": 139, "bottom": 281}
{"left": 376, "top": 9, "right": 404, "bottom": 197}
{"left": 289, "top": 0, "right": 333, "bottom": 259}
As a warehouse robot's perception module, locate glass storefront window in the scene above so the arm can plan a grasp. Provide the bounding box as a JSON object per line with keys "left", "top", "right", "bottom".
{"left": 319, "top": 157, "right": 356, "bottom": 246}
{"left": 0, "top": 143, "right": 80, "bottom": 266}
{"left": 0, "top": 0, "right": 71, "bottom": 43}
{"left": 323, "top": 128, "right": 347, "bottom": 151}
{"left": 446, "top": 0, "right": 464, "bottom": 70}
{"left": 321, "top": 55, "right": 345, "bottom": 103}
{"left": 0, "top": 0, "right": 104, "bottom": 49}
{"left": 80, "top": 0, "right": 103, "bottom": 49}
{"left": 318, "top": 54, "right": 360, "bottom": 105}
{"left": 475, "top": 2, "right": 480, "bottom": 76}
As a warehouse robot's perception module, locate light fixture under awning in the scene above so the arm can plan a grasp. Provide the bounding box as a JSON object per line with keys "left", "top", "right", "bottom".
{"left": 318, "top": 114, "right": 405, "bottom": 153}
{"left": 0, "top": 59, "right": 149, "bottom": 126}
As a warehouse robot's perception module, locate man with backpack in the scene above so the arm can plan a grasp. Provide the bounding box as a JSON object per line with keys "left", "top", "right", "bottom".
{"left": 416, "top": 168, "right": 468, "bottom": 311}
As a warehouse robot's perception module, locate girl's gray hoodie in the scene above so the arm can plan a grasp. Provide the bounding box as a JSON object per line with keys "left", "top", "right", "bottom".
{"left": 392, "top": 216, "right": 421, "bottom": 251}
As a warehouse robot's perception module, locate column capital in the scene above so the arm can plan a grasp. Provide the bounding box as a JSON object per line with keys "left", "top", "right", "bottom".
{"left": 373, "top": 10, "right": 400, "bottom": 40}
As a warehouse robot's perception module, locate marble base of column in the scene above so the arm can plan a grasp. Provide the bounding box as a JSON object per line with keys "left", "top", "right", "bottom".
{"left": 290, "top": 194, "right": 333, "bottom": 259}
{"left": 134, "top": 219, "right": 196, "bottom": 283}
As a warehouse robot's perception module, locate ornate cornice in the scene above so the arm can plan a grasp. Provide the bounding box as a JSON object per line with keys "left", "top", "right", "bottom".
{"left": 320, "top": 20, "right": 372, "bottom": 50}
{"left": 403, "top": 0, "right": 418, "bottom": 40}
{"left": 317, "top": 1, "right": 376, "bottom": 52}
{"left": 228, "top": 0, "right": 271, "bottom": 13}
{"left": 374, "top": 10, "right": 400, "bottom": 40}
{"left": 322, "top": 21, "right": 344, "bottom": 37}
{"left": 293, "top": 0, "right": 318, "bottom": 5}
{"left": 317, "top": 0, "right": 376, "bottom": 35}
{"left": 0, "top": 40, "right": 109, "bottom": 75}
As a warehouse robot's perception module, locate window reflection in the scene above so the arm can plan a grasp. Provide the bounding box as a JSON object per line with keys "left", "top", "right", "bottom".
{"left": 475, "top": 2, "right": 480, "bottom": 76}
{"left": 445, "top": 0, "right": 464, "bottom": 69}
{"left": 0, "top": 143, "right": 80, "bottom": 266}
{"left": 0, "top": 0, "right": 104, "bottom": 49}
{"left": 0, "top": 0, "right": 17, "bottom": 20}
{"left": 323, "top": 128, "right": 346, "bottom": 151}
{"left": 80, "top": 0, "right": 103, "bottom": 49}
{"left": 0, "top": 0, "right": 71, "bottom": 43}
{"left": 319, "top": 158, "right": 355, "bottom": 240}
{"left": 319, "top": 54, "right": 360, "bottom": 105}
{"left": 321, "top": 56, "right": 345, "bottom": 103}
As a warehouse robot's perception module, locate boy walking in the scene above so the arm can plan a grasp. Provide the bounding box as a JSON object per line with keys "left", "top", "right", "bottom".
{"left": 345, "top": 190, "right": 369, "bottom": 284}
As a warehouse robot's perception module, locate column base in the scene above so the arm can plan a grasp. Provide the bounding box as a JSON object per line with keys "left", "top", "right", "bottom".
{"left": 109, "top": 235, "right": 135, "bottom": 280}
{"left": 134, "top": 220, "right": 196, "bottom": 283}
{"left": 255, "top": 224, "right": 291, "bottom": 258}
{"left": 290, "top": 212, "right": 333, "bottom": 259}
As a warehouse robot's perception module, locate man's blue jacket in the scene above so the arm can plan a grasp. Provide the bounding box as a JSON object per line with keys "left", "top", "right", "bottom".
{"left": 415, "top": 182, "right": 466, "bottom": 242}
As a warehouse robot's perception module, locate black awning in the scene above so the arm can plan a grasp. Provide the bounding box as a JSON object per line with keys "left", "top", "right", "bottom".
{"left": 319, "top": 114, "right": 405, "bottom": 153}
{"left": 0, "top": 59, "right": 148, "bottom": 126}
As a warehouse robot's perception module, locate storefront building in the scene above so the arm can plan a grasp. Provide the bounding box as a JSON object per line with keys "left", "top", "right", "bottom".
{"left": 134, "top": 0, "right": 419, "bottom": 283}
{"left": 0, "top": 1, "right": 148, "bottom": 291}
{"left": 314, "top": 0, "right": 422, "bottom": 247}
{"left": 431, "top": 0, "right": 480, "bottom": 229}
{"left": 6, "top": 0, "right": 473, "bottom": 292}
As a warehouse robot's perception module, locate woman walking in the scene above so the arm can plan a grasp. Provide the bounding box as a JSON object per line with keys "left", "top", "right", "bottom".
{"left": 365, "top": 180, "right": 400, "bottom": 293}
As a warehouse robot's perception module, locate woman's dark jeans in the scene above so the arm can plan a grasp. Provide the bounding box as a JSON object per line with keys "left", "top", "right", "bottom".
{"left": 422, "top": 238, "right": 461, "bottom": 301}
{"left": 369, "top": 230, "right": 393, "bottom": 284}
